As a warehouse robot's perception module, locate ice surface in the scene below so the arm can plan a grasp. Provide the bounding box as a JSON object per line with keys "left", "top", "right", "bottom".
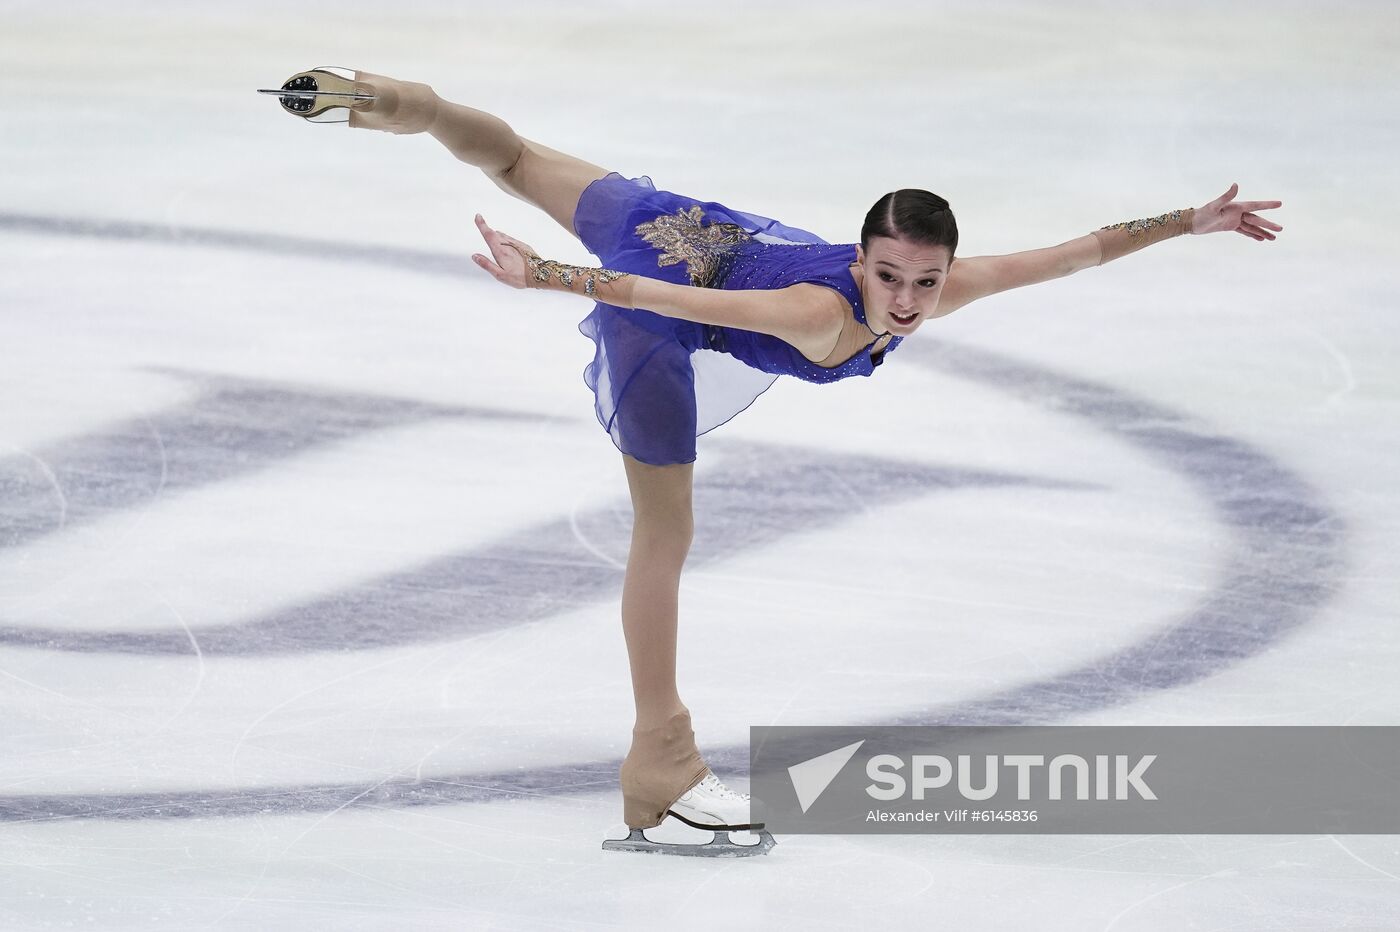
{"left": 1, "top": 1, "right": 1397, "bottom": 928}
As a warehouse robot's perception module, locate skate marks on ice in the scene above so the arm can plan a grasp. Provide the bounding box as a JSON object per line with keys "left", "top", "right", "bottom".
{"left": 0, "top": 372, "right": 1062, "bottom": 655}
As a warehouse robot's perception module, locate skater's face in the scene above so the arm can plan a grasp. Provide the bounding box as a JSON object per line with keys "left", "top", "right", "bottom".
{"left": 855, "top": 236, "right": 954, "bottom": 335}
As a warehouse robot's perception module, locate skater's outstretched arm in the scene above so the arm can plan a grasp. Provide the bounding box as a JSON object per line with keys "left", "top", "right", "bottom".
{"left": 469, "top": 215, "right": 836, "bottom": 346}
{"left": 938, "top": 183, "right": 1283, "bottom": 314}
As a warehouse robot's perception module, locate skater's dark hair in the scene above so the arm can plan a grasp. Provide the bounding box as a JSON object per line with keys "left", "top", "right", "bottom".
{"left": 861, "top": 189, "right": 958, "bottom": 257}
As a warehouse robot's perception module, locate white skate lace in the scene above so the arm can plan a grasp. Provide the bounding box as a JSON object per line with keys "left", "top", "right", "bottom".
{"left": 697, "top": 772, "right": 749, "bottom": 801}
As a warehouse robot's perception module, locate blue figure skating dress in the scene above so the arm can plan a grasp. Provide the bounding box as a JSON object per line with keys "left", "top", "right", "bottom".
{"left": 572, "top": 173, "right": 903, "bottom": 466}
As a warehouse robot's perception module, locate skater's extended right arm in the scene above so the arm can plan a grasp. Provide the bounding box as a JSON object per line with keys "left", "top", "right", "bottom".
{"left": 470, "top": 214, "right": 835, "bottom": 347}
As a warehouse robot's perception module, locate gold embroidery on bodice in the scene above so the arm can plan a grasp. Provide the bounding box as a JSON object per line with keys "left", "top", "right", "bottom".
{"left": 633, "top": 205, "right": 752, "bottom": 288}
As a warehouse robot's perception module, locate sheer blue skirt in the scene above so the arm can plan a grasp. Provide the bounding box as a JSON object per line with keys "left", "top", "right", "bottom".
{"left": 572, "top": 173, "right": 827, "bottom": 466}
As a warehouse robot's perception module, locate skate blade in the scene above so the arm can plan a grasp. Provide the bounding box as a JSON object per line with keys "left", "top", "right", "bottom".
{"left": 601, "top": 827, "right": 777, "bottom": 858}
{"left": 256, "top": 89, "right": 376, "bottom": 100}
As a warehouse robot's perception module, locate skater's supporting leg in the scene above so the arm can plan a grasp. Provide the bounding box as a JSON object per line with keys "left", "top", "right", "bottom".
{"left": 606, "top": 458, "right": 778, "bottom": 854}
{"left": 620, "top": 453, "right": 694, "bottom": 731}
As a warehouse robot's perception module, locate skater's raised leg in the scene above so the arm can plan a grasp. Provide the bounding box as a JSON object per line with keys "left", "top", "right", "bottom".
{"left": 267, "top": 67, "right": 610, "bottom": 237}
{"left": 351, "top": 71, "right": 610, "bottom": 237}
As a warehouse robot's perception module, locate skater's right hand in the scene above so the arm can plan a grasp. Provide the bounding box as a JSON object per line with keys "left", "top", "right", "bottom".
{"left": 1190, "top": 183, "right": 1284, "bottom": 240}
{"left": 472, "top": 213, "right": 535, "bottom": 289}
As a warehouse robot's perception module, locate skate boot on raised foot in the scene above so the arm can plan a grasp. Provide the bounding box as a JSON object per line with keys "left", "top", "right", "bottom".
{"left": 258, "top": 67, "right": 439, "bottom": 134}
{"left": 601, "top": 710, "right": 776, "bottom": 858}
{"left": 258, "top": 67, "right": 374, "bottom": 123}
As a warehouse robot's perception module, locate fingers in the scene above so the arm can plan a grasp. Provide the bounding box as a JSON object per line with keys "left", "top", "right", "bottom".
{"left": 1243, "top": 211, "right": 1283, "bottom": 232}
{"left": 474, "top": 213, "right": 503, "bottom": 254}
{"left": 1215, "top": 182, "right": 1239, "bottom": 204}
{"left": 475, "top": 212, "right": 512, "bottom": 252}
{"left": 471, "top": 252, "right": 510, "bottom": 283}
{"left": 1241, "top": 200, "right": 1284, "bottom": 211}
{"left": 475, "top": 213, "right": 515, "bottom": 260}
{"left": 1238, "top": 222, "right": 1273, "bottom": 242}
{"left": 475, "top": 212, "right": 534, "bottom": 254}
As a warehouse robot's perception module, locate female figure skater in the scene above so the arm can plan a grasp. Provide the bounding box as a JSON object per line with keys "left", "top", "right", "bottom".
{"left": 264, "top": 67, "right": 1283, "bottom": 857}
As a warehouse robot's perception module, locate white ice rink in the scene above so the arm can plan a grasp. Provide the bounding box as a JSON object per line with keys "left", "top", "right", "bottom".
{"left": 2, "top": 0, "right": 1398, "bottom": 928}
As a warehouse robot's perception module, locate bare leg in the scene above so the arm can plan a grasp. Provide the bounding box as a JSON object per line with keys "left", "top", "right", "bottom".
{"left": 348, "top": 73, "right": 609, "bottom": 239}
{"left": 620, "top": 453, "right": 694, "bottom": 730}
{"left": 433, "top": 105, "right": 610, "bottom": 239}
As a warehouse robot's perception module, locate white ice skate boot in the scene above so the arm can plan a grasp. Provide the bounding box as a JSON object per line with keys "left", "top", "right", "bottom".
{"left": 669, "top": 772, "right": 759, "bottom": 831}
{"left": 601, "top": 711, "right": 776, "bottom": 857}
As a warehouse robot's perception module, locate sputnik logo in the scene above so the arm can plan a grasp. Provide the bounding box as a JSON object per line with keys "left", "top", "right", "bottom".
{"left": 788, "top": 740, "right": 866, "bottom": 813}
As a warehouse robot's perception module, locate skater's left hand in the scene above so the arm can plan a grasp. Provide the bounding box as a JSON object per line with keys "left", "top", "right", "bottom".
{"left": 472, "top": 214, "right": 538, "bottom": 288}
{"left": 1192, "top": 183, "right": 1284, "bottom": 241}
